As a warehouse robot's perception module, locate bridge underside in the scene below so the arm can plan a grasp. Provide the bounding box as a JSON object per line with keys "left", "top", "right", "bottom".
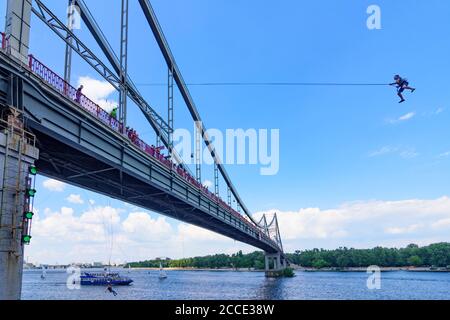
{"left": 34, "top": 128, "right": 276, "bottom": 253}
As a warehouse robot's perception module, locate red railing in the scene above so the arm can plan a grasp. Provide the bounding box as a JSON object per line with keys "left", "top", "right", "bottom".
{"left": 27, "top": 54, "right": 268, "bottom": 240}
{"left": 1, "top": 32, "right": 7, "bottom": 50}
{"left": 29, "top": 55, "right": 123, "bottom": 133}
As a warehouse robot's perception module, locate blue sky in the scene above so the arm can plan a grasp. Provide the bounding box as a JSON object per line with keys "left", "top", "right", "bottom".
{"left": 2, "top": 1, "right": 450, "bottom": 264}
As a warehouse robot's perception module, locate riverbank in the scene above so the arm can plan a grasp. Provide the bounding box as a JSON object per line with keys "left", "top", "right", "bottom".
{"left": 295, "top": 266, "right": 450, "bottom": 272}
{"left": 127, "top": 266, "right": 450, "bottom": 273}
{"left": 129, "top": 267, "right": 262, "bottom": 272}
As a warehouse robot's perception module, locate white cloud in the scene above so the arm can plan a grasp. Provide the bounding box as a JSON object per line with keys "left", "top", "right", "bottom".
{"left": 27, "top": 204, "right": 248, "bottom": 264}
{"left": 385, "top": 224, "right": 421, "bottom": 235}
{"left": 434, "top": 107, "right": 445, "bottom": 115}
{"left": 386, "top": 112, "right": 416, "bottom": 124}
{"left": 26, "top": 196, "right": 450, "bottom": 264}
{"left": 66, "top": 194, "right": 84, "bottom": 204}
{"left": 369, "top": 146, "right": 397, "bottom": 157}
{"left": 399, "top": 148, "right": 419, "bottom": 159}
{"left": 42, "top": 179, "right": 66, "bottom": 192}
{"left": 122, "top": 212, "right": 172, "bottom": 242}
{"left": 77, "top": 76, "right": 117, "bottom": 112}
{"left": 438, "top": 151, "right": 450, "bottom": 158}
{"left": 368, "top": 146, "right": 418, "bottom": 159}
{"left": 399, "top": 112, "right": 416, "bottom": 121}
{"left": 177, "top": 223, "right": 228, "bottom": 242}
{"left": 33, "top": 206, "right": 119, "bottom": 243}
{"left": 254, "top": 196, "right": 450, "bottom": 252}
{"left": 431, "top": 218, "right": 450, "bottom": 229}
{"left": 203, "top": 180, "right": 213, "bottom": 188}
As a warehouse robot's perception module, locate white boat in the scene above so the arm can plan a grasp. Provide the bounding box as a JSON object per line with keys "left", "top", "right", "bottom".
{"left": 159, "top": 262, "right": 167, "bottom": 279}
{"left": 40, "top": 267, "right": 46, "bottom": 280}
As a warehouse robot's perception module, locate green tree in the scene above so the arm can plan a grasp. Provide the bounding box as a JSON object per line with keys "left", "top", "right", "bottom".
{"left": 312, "top": 259, "right": 330, "bottom": 269}
{"left": 407, "top": 255, "right": 422, "bottom": 266}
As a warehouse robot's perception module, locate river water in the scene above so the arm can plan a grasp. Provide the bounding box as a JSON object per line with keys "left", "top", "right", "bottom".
{"left": 21, "top": 269, "right": 450, "bottom": 300}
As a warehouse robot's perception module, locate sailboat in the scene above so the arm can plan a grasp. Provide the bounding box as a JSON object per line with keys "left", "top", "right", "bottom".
{"left": 40, "top": 267, "right": 46, "bottom": 280}
{"left": 158, "top": 262, "right": 167, "bottom": 279}
{"left": 79, "top": 210, "right": 133, "bottom": 286}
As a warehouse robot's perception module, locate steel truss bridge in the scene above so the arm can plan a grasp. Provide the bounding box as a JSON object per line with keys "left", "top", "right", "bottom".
{"left": 0, "top": 0, "right": 287, "bottom": 299}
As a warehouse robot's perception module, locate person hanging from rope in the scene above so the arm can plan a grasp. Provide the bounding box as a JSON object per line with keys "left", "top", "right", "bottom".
{"left": 105, "top": 283, "right": 118, "bottom": 297}
{"left": 390, "top": 75, "right": 415, "bottom": 103}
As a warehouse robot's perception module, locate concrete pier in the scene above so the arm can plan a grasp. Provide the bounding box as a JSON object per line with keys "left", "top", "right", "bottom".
{"left": 265, "top": 252, "right": 288, "bottom": 277}
{"left": 0, "top": 114, "right": 39, "bottom": 300}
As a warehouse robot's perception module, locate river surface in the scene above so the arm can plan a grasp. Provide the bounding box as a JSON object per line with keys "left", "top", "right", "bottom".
{"left": 21, "top": 269, "right": 450, "bottom": 300}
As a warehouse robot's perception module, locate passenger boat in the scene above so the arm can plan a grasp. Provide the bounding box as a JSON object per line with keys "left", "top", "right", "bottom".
{"left": 80, "top": 272, "right": 133, "bottom": 286}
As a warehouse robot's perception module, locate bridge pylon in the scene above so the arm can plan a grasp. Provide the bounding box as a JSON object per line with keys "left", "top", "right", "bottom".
{"left": 4, "top": 0, "right": 32, "bottom": 65}
{"left": 0, "top": 107, "right": 39, "bottom": 300}
{"left": 256, "top": 213, "right": 289, "bottom": 277}
{"left": 264, "top": 252, "right": 289, "bottom": 277}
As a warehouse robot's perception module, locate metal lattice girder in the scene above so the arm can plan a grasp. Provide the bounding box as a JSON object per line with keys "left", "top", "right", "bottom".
{"left": 72, "top": 0, "right": 189, "bottom": 169}
{"left": 63, "top": 0, "right": 74, "bottom": 83}
{"left": 214, "top": 162, "right": 219, "bottom": 196}
{"left": 138, "top": 0, "right": 257, "bottom": 225}
{"left": 119, "top": 0, "right": 129, "bottom": 128}
{"left": 168, "top": 66, "right": 174, "bottom": 152}
{"left": 32, "top": 0, "right": 170, "bottom": 138}
{"left": 256, "top": 213, "right": 283, "bottom": 252}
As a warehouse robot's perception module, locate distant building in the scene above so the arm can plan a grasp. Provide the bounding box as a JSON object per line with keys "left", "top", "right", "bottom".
{"left": 23, "top": 262, "right": 35, "bottom": 269}
{"left": 156, "top": 257, "right": 171, "bottom": 261}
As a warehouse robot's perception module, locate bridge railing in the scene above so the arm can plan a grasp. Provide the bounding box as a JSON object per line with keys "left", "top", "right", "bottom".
{"left": 26, "top": 54, "right": 282, "bottom": 248}
{"left": 29, "top": 55, "right": 124, "bottom": 132}
{"left": 1, "top": 32, "right": 7, "bottom": 51}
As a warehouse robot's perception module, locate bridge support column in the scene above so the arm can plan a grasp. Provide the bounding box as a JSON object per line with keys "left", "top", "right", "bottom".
{"left": 265, "top": 253, "right": 281, "bottom": 277}
{"left": 265, "top": 252, "right": 286, "bottom": 277}
{"left": 0, "top": 111, "right": 39, "bottom": 300}
{"left": 4, "top": 0, "right": 33, "bottom": 65}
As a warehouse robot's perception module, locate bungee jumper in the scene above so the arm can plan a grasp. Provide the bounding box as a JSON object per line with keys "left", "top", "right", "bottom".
{"left": 390, "top": 75, "right": 416, "bottom": 103}
{"left": 105, "top": 283, "right": 118, "bottom": 296}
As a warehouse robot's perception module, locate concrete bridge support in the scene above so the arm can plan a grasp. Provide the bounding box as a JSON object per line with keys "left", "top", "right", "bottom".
{"left": 0, "top": 111, "right": 39, "bottom": 300}
{"left": 265, "top": 252, "right": 287, "bottom": 277}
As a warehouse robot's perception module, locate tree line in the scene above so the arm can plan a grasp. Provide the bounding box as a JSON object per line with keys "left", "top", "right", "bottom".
{"left": 126, "top": 243, "right": 450, "bottom": 270}
{"left": 287, "top": 243, "right": 450, "bottom": 269}
{"left": 127, "top": 251, "right": 266, "bottom": 270}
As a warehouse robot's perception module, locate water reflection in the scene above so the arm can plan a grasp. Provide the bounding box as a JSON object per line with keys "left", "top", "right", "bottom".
{"left": 256, "top": 277, "right": 284, "bottom": 300}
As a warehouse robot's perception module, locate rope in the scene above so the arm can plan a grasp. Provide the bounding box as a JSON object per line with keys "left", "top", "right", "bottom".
{"left": 135, "top": 82, "right": 390, "bottom": 87}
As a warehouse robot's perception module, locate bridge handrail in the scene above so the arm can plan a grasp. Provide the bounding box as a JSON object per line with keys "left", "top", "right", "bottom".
{"left": 26, "top": 54, "right": 283, "bottom": 248}
{"left": 29, "top": 55, "right": 123, "bottom": 132}
{"left": 1, "top": 32, "right": 7, "bottom": 51}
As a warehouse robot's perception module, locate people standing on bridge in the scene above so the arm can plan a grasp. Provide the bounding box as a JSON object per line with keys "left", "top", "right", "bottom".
{"left": 131, "top": 129, "right": 138, "bottom": 144}
{"left": 75, "top": 85, "right": 84, "bottom": 103}
{"left": 390, "top": 75, "right": 415, "bottom": 103}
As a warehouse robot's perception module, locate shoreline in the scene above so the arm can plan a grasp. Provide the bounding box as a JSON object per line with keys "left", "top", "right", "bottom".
{"left": 127, "top": 266, "right": 450, "bottom": 273}
{"left": 297, "top": 267, "right": 450, "bottom": 272}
